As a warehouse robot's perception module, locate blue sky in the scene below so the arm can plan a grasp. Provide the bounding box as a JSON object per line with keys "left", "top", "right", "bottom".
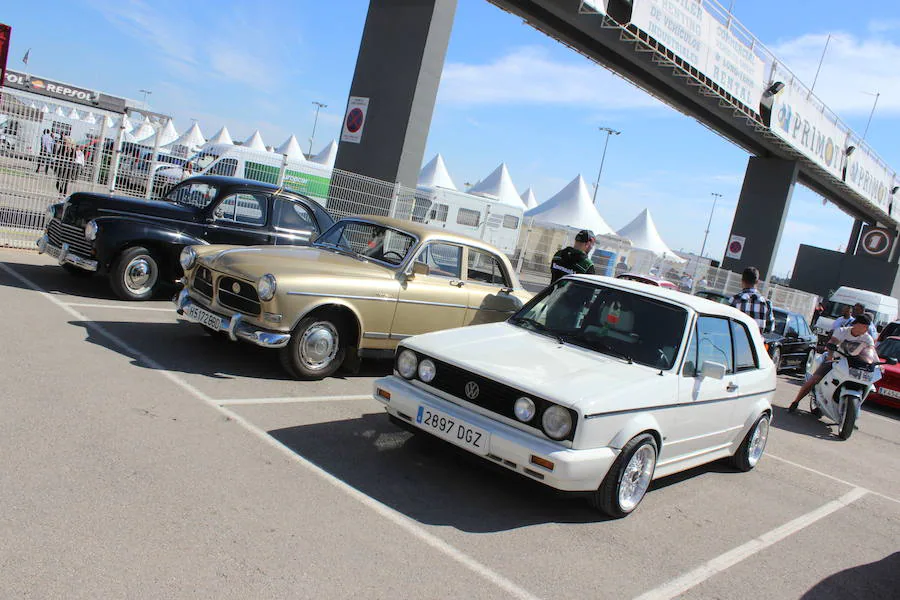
{"left": 4, "top": 0, "right": 900, "bottom": 276}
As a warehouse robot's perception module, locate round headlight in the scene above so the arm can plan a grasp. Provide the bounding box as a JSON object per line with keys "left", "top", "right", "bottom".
{"left": 179, "top": 246, "right": 197, "bottom": 270}
{"left": 418, "top": 359, "right": 436, "bottom": 383}
{"left": 514, "top": 397, "right": 536, "bottom": 422}
{"left": 542, "top": 405, "right": 573, "bottom": 440}
{"left": 257, "top": 273, "right": 277, "bottom": 301}
{"left": 397, "top": 349, "right": 418, "bottom": 379}
{"left": 84, "top": 220, "right": 98, "bottom": 241}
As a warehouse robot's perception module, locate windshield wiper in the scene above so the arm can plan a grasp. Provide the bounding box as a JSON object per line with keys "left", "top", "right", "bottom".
{"left": 513, "top": 317, "right": 567, "bottom": 344}
{"left": 578, "top": 337, "right": 634, "bottom": 364}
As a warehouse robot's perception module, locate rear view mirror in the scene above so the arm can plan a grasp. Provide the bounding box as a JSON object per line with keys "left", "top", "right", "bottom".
{"left": 700, "top": 361, "right": 727, "bottom": 380}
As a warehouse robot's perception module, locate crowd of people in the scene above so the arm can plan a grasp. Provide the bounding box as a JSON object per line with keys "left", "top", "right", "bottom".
{"left": 35, "top": 129, "right": 88, "bottom": 197}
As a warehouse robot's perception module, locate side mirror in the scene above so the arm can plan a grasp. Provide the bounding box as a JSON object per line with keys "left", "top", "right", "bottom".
{"left": 700, "top": 361, "right": 727, "bottom": 380}
{"left": 887, "top": 357, "right": 898, "bottom": 366}
{"left": 406, "top": 262, "right": 429, "bottom": 279}
{"left": 309, "top": 233, "right": 318, "bottom": 244}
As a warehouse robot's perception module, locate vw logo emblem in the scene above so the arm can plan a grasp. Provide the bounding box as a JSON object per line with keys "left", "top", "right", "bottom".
{"left": 231, "top": 282, "right": 241, "bottom": 294}
{"left": 464, "top": 381, "right": 480, "bottom": 400}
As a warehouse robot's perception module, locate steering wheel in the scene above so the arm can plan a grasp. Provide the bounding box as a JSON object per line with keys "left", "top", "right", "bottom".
{"left": 382, "top": 250, "right": 404, "bottom": 262}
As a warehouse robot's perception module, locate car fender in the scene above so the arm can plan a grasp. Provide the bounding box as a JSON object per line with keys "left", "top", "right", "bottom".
{"left": 729, "top": 397, "right": 773, "bottom": 453}
{"left": 93, "top": 216, "right": 205, "bottom": 270}
{"left": 607, "top": 412, "right": 663, "bottom": 452}
{"left": 291, "top": 298, "right": 366, "bottom": 344}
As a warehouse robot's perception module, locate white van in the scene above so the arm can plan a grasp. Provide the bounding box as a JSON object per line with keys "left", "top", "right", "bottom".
{"left": 815, "top": 285, "right": 899, "bottom": 333}
{"left": 155, "top": 143, "right": 332, "bottom": 203}
{"left": 406, "top": 186, "right": 524, "bottom": 255}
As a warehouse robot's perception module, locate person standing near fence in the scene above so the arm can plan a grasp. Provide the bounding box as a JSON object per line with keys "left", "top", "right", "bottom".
{"left": 36, "top": 129, "right": 54, "bottom": 174}
{"left": 729, "top": 267, "right": 774, "bottom": 332}
{"left": 74, "top": 145, "right": 86, "bottom": 182}
{"left": 550, "top": 230, "right": 596, "bottom": 284}
{"left": 54, "top": 137, "right": 77, "bottom": 197}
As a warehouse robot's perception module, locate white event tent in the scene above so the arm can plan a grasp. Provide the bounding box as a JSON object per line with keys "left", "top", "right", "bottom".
{"left": 468, "top": 163, "right": 527, "bottom": 210}
{"left": 275, "top": 134, "right": 306, "bottom": 160}
{"left": 524, "top": 175, "right": 615, "bottom": 236}
{"left": 242, "top": 130, "right": 267, "bottom": 152}
{"left": 203, "top": 126, "right": 234, "bottom": 148}
{"left": 616, "top": 208, "right": 686, "bottom": 264}
{"left": 83, "top": 112, "right": 97, "bottom": 125}
{"left": 418, "top": 154, "right": 457, "bottom": 190}
{"left": 311, "top": 140, "right": 338, "bottom": 168}
{"left": 520, "top": 187, "right": 538, "bottom": 210}
{"left": 166, "top": 122, "right": 205, "bottom": 152}
{"left": 130, "top": 118, "right": 157, "bottom": 143}
{"left": 155, "top": 120, "right": 180, "bottom": 147}
{"left": 67, "top": 107, "right": 80, "bottom": 120}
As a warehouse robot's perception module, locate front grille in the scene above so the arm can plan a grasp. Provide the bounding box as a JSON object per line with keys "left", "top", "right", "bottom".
{"left": 46, "top": 218, "right": 92, "bottom": 257}
{"left": 401, "top": 352, "right": 576, "bottom": 441}
{"left": 193, "top": 266, "right": 214, "bottom": 299}
{"left": 217, "top": 276, "right": 261, "bottom": 315}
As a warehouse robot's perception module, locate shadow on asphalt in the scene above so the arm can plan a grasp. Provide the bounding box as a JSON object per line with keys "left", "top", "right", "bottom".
{"left": 0, "top": 260, "right": 176, "bottom": 300}
{"left": 770, "top": 405, "right": 845, "bottom": 442}
{"left": 800, "top": 552, "right": 899, "bottom": 599}
{"left": 68, "top": 319, "right": 393, "bottom": 381}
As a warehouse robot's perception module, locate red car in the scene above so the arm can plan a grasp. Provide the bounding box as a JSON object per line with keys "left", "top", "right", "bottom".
{"left": 616, "top": 272, "right": 679, "bottom": 290}
{"left": 871, "top": 336, "right": 900, "bottom": 409}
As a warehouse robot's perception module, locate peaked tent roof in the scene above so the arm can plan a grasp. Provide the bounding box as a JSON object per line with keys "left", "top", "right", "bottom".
{"left": 131, "top": 120, "right": 156, "bottom": 143}
{"left": 524, "top": 175, "right": 614, "bottom": 236}
{"left": 468, "top": 163, "right": 526, "bottom": 209}
{"left": 155, "top": 120, "right": 179, "bottom": 147}
{"left": 242, "top": 130, "right": 266, "bottom": 152}
{"left": 53, "top": 106, "right": 66, "bottom": 117}
{"left": 275, "top": 135, "right": 306, "bottom": 160}
{"left": 311, "top": 140, "right": 338, "bottom": 168}
{"left": 83, "top": 112, "right": 97, "bottom": 125}
{"left": 520, "top": 187, "right": 538, "bottom": 210}
{"left": 67, "top": 107, "right": 80, "bottom": 120}
{"left": 166, "top": 122, "right": 206, "bottom": 152}
{"left": 203, "top": 126, "right": 233, "bottom": 148}
{"left": 418, "top": 154, "right": 457, "bottom": 190}
{"left": 616, "top": 208, "right": 686, "bottom": 262}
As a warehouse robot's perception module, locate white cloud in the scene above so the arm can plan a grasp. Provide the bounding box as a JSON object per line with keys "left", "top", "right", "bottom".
{"left": 771, "top": 32, "right": 900, "bottom": 115}
{"left": 438, "top": 46, "right": 665, "bottom": 110}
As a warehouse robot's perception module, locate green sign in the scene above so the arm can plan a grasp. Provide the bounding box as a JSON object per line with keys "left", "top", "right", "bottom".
{"left": 245, "top": 161, "right": 332, "bottom": 202}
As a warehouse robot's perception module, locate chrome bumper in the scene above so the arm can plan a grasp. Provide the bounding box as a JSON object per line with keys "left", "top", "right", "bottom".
{"left": 36, "top": 234, "right": 98, "bottom": 272}
{"left": 174, "top": 289, "right": 290, "bottom": 349}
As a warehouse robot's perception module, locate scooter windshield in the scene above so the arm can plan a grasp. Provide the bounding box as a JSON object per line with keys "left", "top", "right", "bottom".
{"left": 850, "top": 345, "right": 879, "bottom": 366}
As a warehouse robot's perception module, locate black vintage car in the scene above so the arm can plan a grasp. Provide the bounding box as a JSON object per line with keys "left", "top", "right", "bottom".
{"left": 764, "top": 308, "right": 817, "bottom": 372}
{"left": 37, "top": 175, "right": 335, "bottom": 300}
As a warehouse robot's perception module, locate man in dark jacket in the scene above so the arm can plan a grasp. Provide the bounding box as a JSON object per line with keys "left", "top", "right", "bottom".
{"left": 550, "top": 230, "right": 596, "bottom": 283}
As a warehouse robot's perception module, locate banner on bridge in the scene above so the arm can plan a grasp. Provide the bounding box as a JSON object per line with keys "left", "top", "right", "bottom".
{"left": 630, "top": 0, "right": 766, "bottom": 111}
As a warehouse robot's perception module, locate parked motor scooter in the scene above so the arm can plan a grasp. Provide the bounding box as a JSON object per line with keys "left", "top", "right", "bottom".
{"left": 804, "top": 344, "right": 896, "bottom": 440}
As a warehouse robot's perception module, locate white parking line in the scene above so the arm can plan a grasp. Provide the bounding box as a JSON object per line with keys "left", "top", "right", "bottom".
{"left": 0, "top": 262, "right": 542, "bottom": 600}
{"left": 767, "top": 453, "right": 900, "bottom": 506}
{"left": 219, "top": 395, "right": 373, "bottom": 406}
{"left": 632, "top": 487, "right": 868, "bottom": 600}
{"left": 64, "top": 302, "right": 174, "bottom": 312}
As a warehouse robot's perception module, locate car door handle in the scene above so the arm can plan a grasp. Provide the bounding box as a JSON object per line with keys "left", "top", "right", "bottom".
{"left": 727, "top": 383, "right": 739, "bottom": 392}
{"left": 449, "top": 280, "right": 465, "bottom": 287}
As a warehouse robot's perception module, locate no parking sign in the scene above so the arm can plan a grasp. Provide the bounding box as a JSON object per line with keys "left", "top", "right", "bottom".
{"left": 725, "top": 234, "right": 746, "bottom": 260}
{"left": 341, "top": 96, "right": 369, "bottom": 144}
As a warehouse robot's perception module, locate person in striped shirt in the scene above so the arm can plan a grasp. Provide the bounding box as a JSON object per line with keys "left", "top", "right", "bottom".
{"left": 729, "top": 267, "right": 774, "bottom": 333}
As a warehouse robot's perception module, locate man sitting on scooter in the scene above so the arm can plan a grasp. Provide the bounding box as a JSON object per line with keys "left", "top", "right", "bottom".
{"left": 789, "top": 314, "right": 874, "bottom": 413}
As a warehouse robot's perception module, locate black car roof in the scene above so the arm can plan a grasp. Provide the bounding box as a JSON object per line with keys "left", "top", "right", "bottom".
{"left": 180, "top": 175, "right": 304, "bottom": 197}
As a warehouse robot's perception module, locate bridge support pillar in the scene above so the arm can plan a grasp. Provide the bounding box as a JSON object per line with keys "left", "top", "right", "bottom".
{"left": 721, "top": 157, "right": 799, "bottom": 280}
{"left": 333, "top": 0, "right": 457, "bottom": 189}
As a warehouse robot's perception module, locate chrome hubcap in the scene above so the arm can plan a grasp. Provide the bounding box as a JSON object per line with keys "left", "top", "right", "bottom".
{"left": 748, "top": 417, "right": 770, "bottom": 466}
{"left": 618, "top": 444, "right": 656, "bottom": 512}
{"left": 124, "top": 256, "right": 156, "bottom": 294}
{"left": 298, "top": 322, "right": 339, "bottom": 370}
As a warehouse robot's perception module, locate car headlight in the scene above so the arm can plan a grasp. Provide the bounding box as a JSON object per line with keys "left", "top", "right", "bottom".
{"left": 542, "top": 405, "right": 573, "bottom": 440}
{"left": 514, "top": 397, "right": 536, "bottom": 422}
{"left": 397, "top": 349, "right": 418, "bottom": 379}
{"left": 84, "top": 220, "right": 98, "bottom": 241}
{"left": 257, "top": 273, "right": 277, "bottom": 301}
{"left": 418, "top": 359, "right": 436, "bottom": 383}
{"left": 179, "top": 246, "right": 197, "bottom": 270}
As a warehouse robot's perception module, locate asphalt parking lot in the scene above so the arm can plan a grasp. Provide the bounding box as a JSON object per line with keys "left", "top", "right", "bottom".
{"left": 1, "top": 248, "right": 898, "bottom": 599}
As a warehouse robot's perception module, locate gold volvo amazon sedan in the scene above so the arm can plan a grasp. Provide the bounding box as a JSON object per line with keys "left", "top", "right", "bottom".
{"left": 174, "top": 215, "right": 533, "bottom": 379}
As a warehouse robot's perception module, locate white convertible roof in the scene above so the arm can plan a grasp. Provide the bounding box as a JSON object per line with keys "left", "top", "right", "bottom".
{"left": 524, "top": 175, "right": 614, "bottom": 236}
{"left": 418, "top": 153, "right": 457, "bottom": 190}
{"left": 617, "top": 208, "right": 685, "bottom": 263}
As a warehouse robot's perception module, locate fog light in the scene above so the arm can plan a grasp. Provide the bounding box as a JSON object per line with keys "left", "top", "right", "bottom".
{"left": 514, "top": 397, "right": 536, "bottom": 422}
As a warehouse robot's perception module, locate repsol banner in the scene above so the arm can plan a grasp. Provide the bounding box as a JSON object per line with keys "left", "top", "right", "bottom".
{"left": 2, "top": 69, "right": 127, "bottom": 113}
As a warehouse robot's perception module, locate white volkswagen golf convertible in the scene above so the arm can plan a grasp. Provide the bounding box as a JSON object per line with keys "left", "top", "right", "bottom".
{"left": 373, "top": 275, "right": 776, "bottom": 518}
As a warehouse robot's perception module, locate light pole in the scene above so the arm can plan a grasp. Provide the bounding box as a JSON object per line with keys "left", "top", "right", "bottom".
{"left": 862, "top": 91, "right": 880, "bottom": 141}
{"left": 699, "top": 192, "right": 722, "bottom": 259}
{"left": 309, "top": 101, "right": 327, "bottom": 156}
{"left": 591, "top": 127, "right": 621, "bottom": 206}
{"left": 139, "top": 89, "right": 152, "bottom": 108}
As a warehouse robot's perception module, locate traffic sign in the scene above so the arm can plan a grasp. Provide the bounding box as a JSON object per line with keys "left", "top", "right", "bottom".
{"left": 341, "top": 96, "right": 369, "bottom": 144}
{"left": 725, "top": 234, "right": 745, "bottom": 260}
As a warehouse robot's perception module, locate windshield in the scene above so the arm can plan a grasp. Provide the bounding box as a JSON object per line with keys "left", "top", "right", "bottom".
{"left": 824, "top": 302, "right": 854, "bottom": 319}
{"left": 511, "top": 279, "right": 688, "bottom": 369}
{"left": 696, "top": 291, "right": 729, "bottom": 305}
{"left": 773, "top": 311, "right": 788, "bottom": 335}
{"left": 185, "top": 150, "right": 220, "bottom": 173}
{"left": 164, "top": 181, "right": 219, "bottom": 209}
{"left": 877, "top": 338, "right": 900, "bottom": 360}
{"left": 314, "top": 220, "right": 416, "bottom": 267}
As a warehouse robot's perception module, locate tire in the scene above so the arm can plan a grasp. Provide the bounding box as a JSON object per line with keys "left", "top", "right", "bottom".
{"left": 809, "top": 394, "right": 822, "bottom": 417}
{"left": 838, "top": 396, "right": 858, "bottom": 440}
{"left": 61, "top": 263, "right": 93, "bottom": 278}
{"left": 110, "top": 246, "right": 160, "bottom": 301}
{"left": 590, "top": 433, "right": 657, "bottom": 518}
{"left": 730, "top": 413, "right": 770, "bottom": 472}
{"left": 771, "top": 346, "right": 782, "bottom": 372}
{"left": 279, "top": 316, "right": 347, "bottom": 380}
